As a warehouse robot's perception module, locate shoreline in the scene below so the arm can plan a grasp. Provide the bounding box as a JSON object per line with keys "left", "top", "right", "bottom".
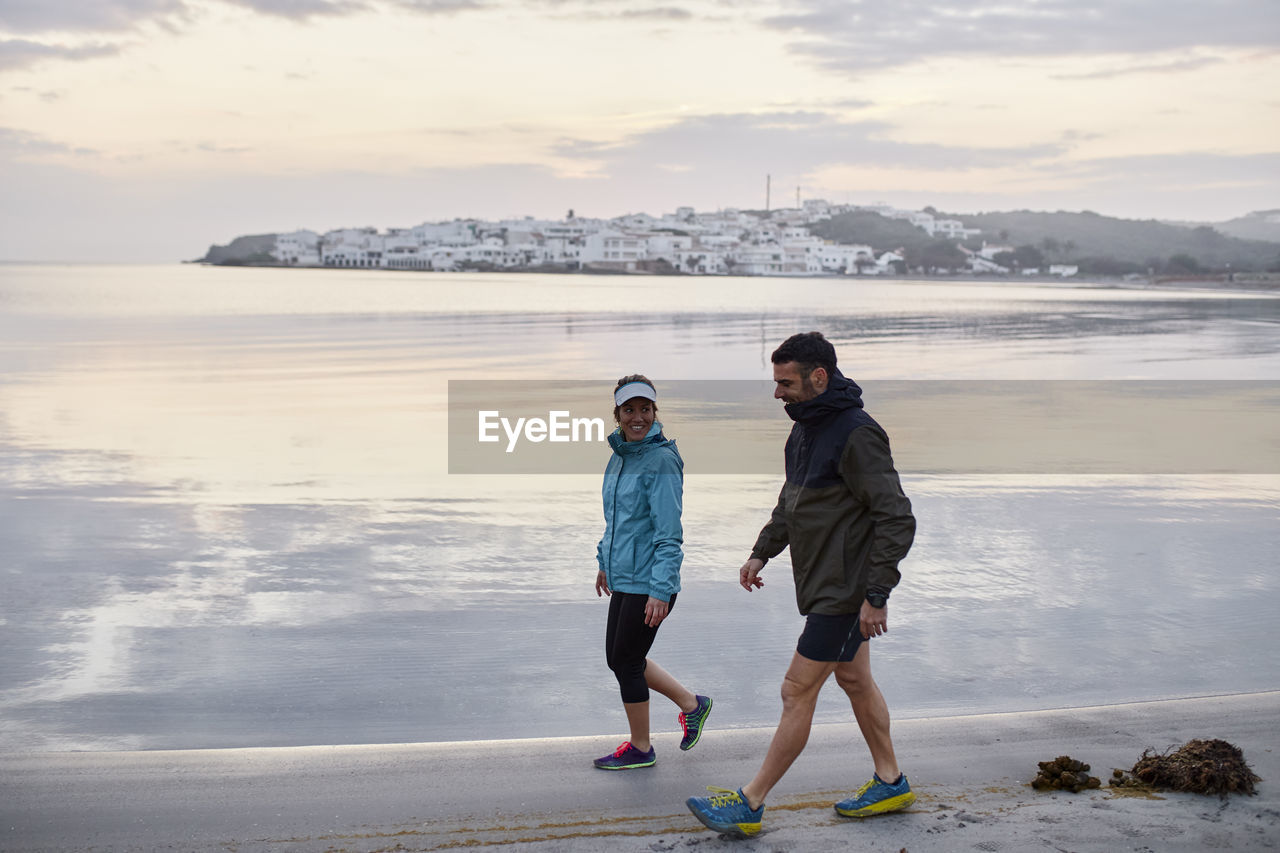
{"left": 192, "top": 258, "right": 1280, "bottom": 289}
{"left": 3, "top": 691, "right": 1276, "bottom": 851}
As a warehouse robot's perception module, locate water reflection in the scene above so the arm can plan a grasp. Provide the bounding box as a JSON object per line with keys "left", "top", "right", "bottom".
{"left": 0, "top": 266, "right": 1277, "bottom": 750}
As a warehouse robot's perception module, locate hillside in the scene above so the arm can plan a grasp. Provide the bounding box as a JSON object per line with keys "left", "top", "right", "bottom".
{"left": 1213, "top": 210, "right": 1280, "bottom": 243}
{"left": 807, "top": 211, "right": 941, "bottom": 256}
{"left": 198, "top": 233, "right": 278, "bottom": 265}
{"left": 939, "top": 210, "right": 1280, "bottom": 272}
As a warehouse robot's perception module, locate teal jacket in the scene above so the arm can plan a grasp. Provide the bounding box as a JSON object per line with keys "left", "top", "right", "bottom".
{"left": 596, "top": 421, "right": 684, "bottom": 602}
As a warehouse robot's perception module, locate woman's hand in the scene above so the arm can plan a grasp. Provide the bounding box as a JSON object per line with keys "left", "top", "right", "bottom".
{"left": 644, "top": 596, "right": 669, "bottom": 627}
{"left": 595, "top": 571, "right": 611, "bottom": 597}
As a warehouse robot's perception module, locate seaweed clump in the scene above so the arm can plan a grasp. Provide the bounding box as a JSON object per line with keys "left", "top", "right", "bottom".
{"left": 1031, "top": 755, "right": 1101, "bottom": 792}
{"left": 1108, "top": 767, "right": 1159, "bottom": 795}
{"left": 1125, "top": 739, "right": 1261, "bottom": 795}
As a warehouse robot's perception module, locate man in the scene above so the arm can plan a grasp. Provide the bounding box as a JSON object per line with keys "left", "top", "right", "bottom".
{"left": 686, "top": 331, "right": 916, "bottom": 838}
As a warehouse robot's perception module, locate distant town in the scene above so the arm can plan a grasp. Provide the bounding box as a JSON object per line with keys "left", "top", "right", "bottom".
{"left": 246, "top": 201, "right": 1082, "bottom": 278}
{"left": 203, "top": 202, "right": 1280, "bottom": 282}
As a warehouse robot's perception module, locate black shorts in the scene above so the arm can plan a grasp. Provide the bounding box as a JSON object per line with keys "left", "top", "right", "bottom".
{"left": 796, "top": 612, "right": 866, "bottom": 662}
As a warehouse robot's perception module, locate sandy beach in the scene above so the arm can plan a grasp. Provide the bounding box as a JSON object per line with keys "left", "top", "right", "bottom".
{"left": 2, "top": 691, "right": 1275, "bottom": 852}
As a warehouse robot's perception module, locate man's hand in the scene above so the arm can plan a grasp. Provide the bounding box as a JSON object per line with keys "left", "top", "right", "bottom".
{"left": 644, "top": 596, "right": 669, "bottom": 627}
{"left": 595, "top": 570, "right": 611, "bottom": 597}
{"left": 740, "top": 558, "right": 765, "bottom": 592}
{"left": 860, "top": 599, "right": 887, "bottom": 639}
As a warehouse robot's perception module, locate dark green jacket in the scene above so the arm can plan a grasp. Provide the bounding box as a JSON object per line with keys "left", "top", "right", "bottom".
{"left": 750, "top": 370, "right": 915, "bottom": 615}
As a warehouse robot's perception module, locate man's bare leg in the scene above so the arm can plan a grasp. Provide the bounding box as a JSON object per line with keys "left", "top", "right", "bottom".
{"left": 834, "top": 643, "right": 901, "bottom": 782}
{"left": 740, "top": 653, "right": 838, "bottom": 809}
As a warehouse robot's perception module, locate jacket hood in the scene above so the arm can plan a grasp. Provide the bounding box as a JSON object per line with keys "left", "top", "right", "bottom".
{"left": 608, "top": 420, "right": 675, "bottom": 454}
{"left": 784, "top": 367, "right": 864, "bottom": 424}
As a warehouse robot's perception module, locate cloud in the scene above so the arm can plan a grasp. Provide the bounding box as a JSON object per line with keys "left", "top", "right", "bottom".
{"left": 761, "top": 0, "right": 1280, "bottom": 74}
{"left": 560, "top": 110, "right": 1067, "bottom": 176}
{"left": 1060, "top": 129, "right": 1103, "bottom": 143}
{"left": 389, "top": 0, "right": 487, "bottom": 10}
{"left": 1053, "top": 56, "right": 1227, "bottom": 80}
{"left": 1058, "top": 150, "right": 1280, "bottom": 188}
{"left": 228, "top": 0, "right": 490, "bottom": 23}
{"left": 619, "top": 7, "right": 693, "bottom": 20}
{"left": 10, "top": 85, "right": 65, "bottom": 101}
{"left": 0, "top": 0, "right": 483, "bottom": 38}
{"left": 0, "top": 38, "right": 122, "bottom": 71}
{"left": 220, "top": 0, "right": 370, "bottom": 19}
{"left": 539, "top": 110, "right": 1081, "bottom": 215}
{"left": 540, "top": 111, "right": 1280, "bottom": 222}
{"left": 0, "top": 0, "right": 190, "bottom": 34}
{"left": 827, "top": 97, "right": 874, "bottom": 109}
{"left": 195, "top": 142, "right": 254, "bottom": 154}
{"left": 0, "top": 126, "right": 97, "bottom": 157}
{"left": 0, "top": 0, "right": 487, "bottom": 74}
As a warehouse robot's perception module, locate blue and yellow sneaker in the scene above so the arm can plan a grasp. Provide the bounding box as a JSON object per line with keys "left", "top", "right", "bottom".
{"left": 593, "top": 741, "right": 656, "bottom": 770}
{"left": 686, "top": 786, "right": 764, "bottom": 838}
{"left": 678, "top": 695, "right": 713, "bottom": 751}
{"left": 834, "top": 773, "right": 915, "bottom": 817}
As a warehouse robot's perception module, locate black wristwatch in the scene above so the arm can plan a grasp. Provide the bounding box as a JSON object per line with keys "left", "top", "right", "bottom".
{"left": 865, "top": 592, "right": 888, "bottom": 609}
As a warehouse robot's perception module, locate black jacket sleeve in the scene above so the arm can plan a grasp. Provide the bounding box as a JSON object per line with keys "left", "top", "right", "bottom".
{"left": 840, "top": 424, "right": 915, "bottom": 591}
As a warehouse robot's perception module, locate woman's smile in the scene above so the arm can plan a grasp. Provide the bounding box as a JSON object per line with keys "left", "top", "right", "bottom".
{"left": 618, "top": 398, "right": 655, "bottom": 442}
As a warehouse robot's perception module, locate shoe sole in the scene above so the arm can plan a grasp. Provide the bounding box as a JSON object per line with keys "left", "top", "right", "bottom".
{"left": 834, "top": 790, "right": 916, "bottom": 817}
{"left": 679, "top": 697, "right": 713, "bottom": 751}
{"left": 687, "top": 806, "right": 761, "bottom": 838}
{"left": 593, "top": 759, "right": 656, "bottom": 770}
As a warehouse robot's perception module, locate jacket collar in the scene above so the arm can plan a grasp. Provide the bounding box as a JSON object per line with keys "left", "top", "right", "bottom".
{"left": 608, "top": 420, "right": 667, "bottom": 454}
{"left": 784, "top": 367, "right": 864, "bottom": 424}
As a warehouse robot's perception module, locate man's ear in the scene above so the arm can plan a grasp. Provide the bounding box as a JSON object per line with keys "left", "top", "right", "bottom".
{"left": 811, "top": 366, "right": 829, "bottom": 389}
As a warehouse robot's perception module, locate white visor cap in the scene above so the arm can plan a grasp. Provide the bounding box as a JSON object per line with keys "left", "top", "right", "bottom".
{"left": 614, "top": 381, "right": 657, "bottom": 407}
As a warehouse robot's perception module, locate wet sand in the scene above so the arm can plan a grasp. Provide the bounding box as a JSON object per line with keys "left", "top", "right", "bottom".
{"left": 2, "top": 691, "right": 1276, "bottom": 851}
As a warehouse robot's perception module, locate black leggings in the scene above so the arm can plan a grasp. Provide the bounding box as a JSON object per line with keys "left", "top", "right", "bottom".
{"left": 605, "top": 591, "right": 677, "bottom": 704}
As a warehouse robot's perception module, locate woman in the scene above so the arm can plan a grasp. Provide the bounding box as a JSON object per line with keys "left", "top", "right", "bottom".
{"left": 594, "top": 374, "right": 712, "bottom": 770}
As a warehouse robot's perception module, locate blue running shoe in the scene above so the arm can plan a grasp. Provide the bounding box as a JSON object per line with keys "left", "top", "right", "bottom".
{"left": 593, "top": 741, "right": 656, "bottom": 770}
{"left": 678, "top": 695, "right": 713, "bottom": 751}
{"left": 686, "top": 786, "right": 764, "bottom": 838}
{"left": 834, "top": 773, "right": 915, "bottom": 817}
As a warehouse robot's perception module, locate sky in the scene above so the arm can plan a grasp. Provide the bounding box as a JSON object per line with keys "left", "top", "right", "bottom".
{"left": 1, "top": 0, "right": 1278, "bottom": 261}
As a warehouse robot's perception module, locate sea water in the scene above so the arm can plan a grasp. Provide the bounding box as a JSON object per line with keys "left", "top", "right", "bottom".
{"left": 0, "top": 264, "right": 1276, "bottom": 750}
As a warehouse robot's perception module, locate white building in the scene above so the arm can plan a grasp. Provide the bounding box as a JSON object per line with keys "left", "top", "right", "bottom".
{"left": 675, "top": 248, "right": 728, "bottom": 275}
{"left": 932, "top": 219, "right": 969, "bottom": 239}
{"left": 412, "top": 220, "right": 479, "bottom": 246}
{"left": 876, "top": 250, "right": 905, "bottom": 275}
{"left": 817, "top": 243, "right": 875, "bottom": 274}
{"left": 644, "top": 233, "right": 694, "bottom": 263}
{"left": 541, "top": 236, "right": 582, "bottom": 266}
{"left": 611, "top": 212, "right": 660, "bottom": 231}
{"left": 968, "top": 255, "right": 1010, "bottom": 275}
{"left": 802, "top": 199, "right": 832, "bottom": 217}
{"left": 582, "top": 229, "right": 648, "bottom": 270}
{"left": 542, "top": 218, "right": 604, "bottom": 243}
{"left": 321, "top": 228, "right": 384, "bottom": 267}
{"left": 732, "top": 246, "right": 785, "bottom": 276}
{"left": 272, "top": 230, "right": 320, "bottom": 265}
{"left": 383, "top": 229, "right": 418, "bottom": 253}
{"left": 908, "top": 212, "right": 935, "bottom": 233}
{"left": 384, "top": 246, "right": 435, "bottom": 270}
